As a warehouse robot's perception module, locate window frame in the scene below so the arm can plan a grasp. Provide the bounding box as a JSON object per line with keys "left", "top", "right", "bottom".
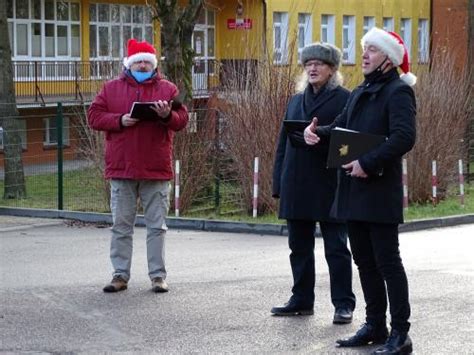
{"left": 273, "top": 11, "right": 289, "bottom": 65}
{"left": 363, "top": 16, "right": 375, "bottom": 35}
{"left": 7, "top": 0, "right": 81, "bottom": 60}
{"left": 342, "top": 15, "right": 356, "bottom": 64}
{"left": 418, "top": 19, "right": 429, "bottom": 64}
{"left": 43, "top": 116, "right": 70, "bottom": 147}
{"left": 89, "top": 3, "right": 154, "bottom": 60}
{"left": 383, "top": 17, "right": 394, "bottom": 32}
{"left": 400, "top": 18, "right": 412, "bottom": 59}
{"left": 321, "top": 14, "right": 335, "bottom": 45}
{"left": 297, "top": 13, "right": 312, "bottom": 63}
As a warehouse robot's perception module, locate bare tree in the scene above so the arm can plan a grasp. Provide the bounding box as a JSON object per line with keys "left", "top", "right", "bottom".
{"left": 0, "top": 6, "right": 26, "bottom": 199}
{"left": 151, "top": 0, "right": 204, "bottom": 104}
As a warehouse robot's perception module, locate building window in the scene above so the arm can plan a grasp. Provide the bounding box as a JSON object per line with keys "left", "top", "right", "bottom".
{"left": 7, "top": 0, "right": 81, "bottom": 59}
{"left": 383, "top": 17, "right": 394, "bottom": 32}
{"left": 297, "top": 13, "right": 312, "bottom": 63}
{"left": 43, "top": 117, "right": 69, "bottom": 146}
{"left": 273, "top": 12, "right": 289, "bottom": 64}
{"left": 418, "top": 19, "right": 429, "bottom": 63}
{"left": 363, "top": 16, "right": 375, "bottom": 34}
{"left": 342, "top": 15, "right": 356, "bottom": 64}
{"left": 321, "top": 14, "right": 335, "bottom": 44}
{"left": 193, "top": 8, "right": 215, "bottom": 59}
{"left": 400, "top": 18, "right": 412, "bottom": 58}
{"left": 89, "top": 3, "right": 154, "bottom": 60}
{"left": 0, "top": 121, "right": 28, "bottom": 150}
{"left": 191, "top": 8, "right": 216, "bottom": 92}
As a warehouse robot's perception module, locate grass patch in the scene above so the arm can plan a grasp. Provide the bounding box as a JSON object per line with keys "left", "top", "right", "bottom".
{"left": 404, "top": 184, "right": 474, "bottom": 220}
{"left": 1, "top": 168, "right": 472, "bottom": 222}
{"left": 0, "top": 168, "right": 108, "bottom": 212}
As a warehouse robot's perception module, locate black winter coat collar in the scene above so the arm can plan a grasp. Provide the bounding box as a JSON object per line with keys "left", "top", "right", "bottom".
{"left": 302, "top": 83, "right": 337, "bottom": 120}
{"left": 345, "top": 69, "right": 399, "bottom": 127}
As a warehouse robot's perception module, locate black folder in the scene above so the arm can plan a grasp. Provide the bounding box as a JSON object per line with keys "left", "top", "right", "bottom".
{"left": 130, "top": 100, "right": 182, "bottom": 120}
{"left": 327, "top": 127, "right": 386, "bottom": 168}
{"left": 283, "top": 120, "right": 311, "bottom": 147}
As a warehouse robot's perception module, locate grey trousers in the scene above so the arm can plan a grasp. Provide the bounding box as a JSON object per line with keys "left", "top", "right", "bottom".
{"left": 109, "top": 179, "right": 170, "bottom": 281}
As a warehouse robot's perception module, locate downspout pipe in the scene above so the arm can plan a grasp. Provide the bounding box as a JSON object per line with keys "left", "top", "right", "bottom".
{"left": 262, "top": 0, "right": 267, "bottom": 57}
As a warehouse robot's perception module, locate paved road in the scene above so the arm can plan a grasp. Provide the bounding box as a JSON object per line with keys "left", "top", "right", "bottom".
{"left": 1, "top": 218, "right": 473, "bottom": 354}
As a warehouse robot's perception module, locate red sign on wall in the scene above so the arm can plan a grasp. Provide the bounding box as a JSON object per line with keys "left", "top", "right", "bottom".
{"left": 227, "top": 18, "right": 252, "bottom": 30}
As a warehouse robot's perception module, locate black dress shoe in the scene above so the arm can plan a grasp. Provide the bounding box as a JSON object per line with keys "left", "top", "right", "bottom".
{"left": 372, "top": 329, "right": 413, "bottom": 354}
{"left": 270, "top": 302, "right": 314, "bottom": 316}
{"left": 336, "top": 323, "right": 388, "bottom": 347}
{"left": 333, "top": 308, "right": 353, "bottom": 324}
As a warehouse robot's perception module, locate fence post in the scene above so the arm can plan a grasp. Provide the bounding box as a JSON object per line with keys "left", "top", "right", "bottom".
{"left": 214, "top": 174, "right": 221, "bottom": 215}
{"left": 214, "top": 109, "right": 221, "bottom": 215}
{"left": 74, "top": 61, "right": 78, "bottom": 100}
{"left": 252, "top": 157, "right": 259, "bottom": 218}
{"left": 402, "top": 158, "right": 408, "bottom": 209}
{"left": 459, "top": 159, "right": 465, "bottom": 207}
{"left": 56, "top": 102, "right": 64, "bottom": 210}
{"left": 174, "top": 160, "right": 180, "bottom": 217}
{"left": 431, "top": 160, "right": 437, "bottom": 206}
{"left": 34, "top": 61, "right": 38, "bottom": 102}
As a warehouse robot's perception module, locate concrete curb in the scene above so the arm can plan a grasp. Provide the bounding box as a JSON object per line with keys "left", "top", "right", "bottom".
{"left": 0, "top": 207, "right": 473, "bottom": 235}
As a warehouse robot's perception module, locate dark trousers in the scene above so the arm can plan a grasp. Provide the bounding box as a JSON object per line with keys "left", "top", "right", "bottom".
{"left": 347, "top": 221, "right": 411, "bottom": 332}
{"left": 287, "top": 219, "right": 355, "bottom": 310}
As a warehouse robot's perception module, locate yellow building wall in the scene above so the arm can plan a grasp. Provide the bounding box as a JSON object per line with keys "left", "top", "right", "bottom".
{"left": 214, "top": 0, "right": 265, "bottom": 59}
{"left": 264, "top": 0, "right": 430, "bottom": 87}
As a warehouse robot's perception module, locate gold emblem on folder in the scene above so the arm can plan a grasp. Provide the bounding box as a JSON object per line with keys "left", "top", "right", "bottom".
{"left": 339, "top": 144, "right": 349, "bottom": 156}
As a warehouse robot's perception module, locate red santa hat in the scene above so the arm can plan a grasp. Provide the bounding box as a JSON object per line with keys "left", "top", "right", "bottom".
{"left": 361, "top": 27, "right": 417, "bottom": 86}
{"left": 123, "top": 39, "right": 158, "bottom": 69}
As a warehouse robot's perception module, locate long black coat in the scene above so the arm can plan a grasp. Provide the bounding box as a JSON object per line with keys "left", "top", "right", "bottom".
{"left": 272, "top": 84, "right": 350, "bottom": 221}
{"left": 318, "top": 69, "right": 416, "bottom": 224}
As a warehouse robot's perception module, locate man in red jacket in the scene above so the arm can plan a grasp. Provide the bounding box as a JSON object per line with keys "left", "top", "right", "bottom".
{"left": 88, "top": 39, "right": 188, "bottom": 293}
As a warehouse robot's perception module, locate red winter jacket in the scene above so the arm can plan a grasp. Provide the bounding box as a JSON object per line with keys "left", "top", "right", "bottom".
{"left": 88, "top": 71, "right": 188, "bottom": 180}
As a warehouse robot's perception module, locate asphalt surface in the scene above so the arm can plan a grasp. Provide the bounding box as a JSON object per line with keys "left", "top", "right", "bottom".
{"left": 0, "top": 216, "right": 473, "bottom": 354}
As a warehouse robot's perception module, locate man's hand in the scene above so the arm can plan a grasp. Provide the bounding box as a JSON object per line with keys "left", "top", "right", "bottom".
{"left": 151, "top": 100, "right": 172, "bottom": 119}
{"left": 121, "top": 114, "right": 139, "bottom": 127}
{"left": 342, "top": 160, "right": 368, "bottom": 178}
{"left": 303, "top": 117, "right": 320, "bottom": 145}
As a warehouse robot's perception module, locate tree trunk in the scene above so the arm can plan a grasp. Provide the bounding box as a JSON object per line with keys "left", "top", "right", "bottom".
{"left": 0, "top": 7, "right": 26, "bottom": 199}
{"left": 152, "top": 0, "right": 204, "bottom": 106}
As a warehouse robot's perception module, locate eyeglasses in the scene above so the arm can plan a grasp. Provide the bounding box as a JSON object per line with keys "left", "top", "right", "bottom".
{"left": 304, "top": 60, "right": 328, "bottom": 68}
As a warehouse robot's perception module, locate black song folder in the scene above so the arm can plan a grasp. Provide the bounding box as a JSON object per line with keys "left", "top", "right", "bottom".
{"left": 130, "top": 100, "right": 182, "bottom": 120}
{"left": 283, "top": 120, "right": 311, "bottom": 147}
{"left": 327, "top": 127, "right": 386, "bottom": 168}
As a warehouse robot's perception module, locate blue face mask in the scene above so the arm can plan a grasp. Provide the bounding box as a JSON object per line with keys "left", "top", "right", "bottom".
{"left": 131, "top": 70, "right": 153, "bottom": 83}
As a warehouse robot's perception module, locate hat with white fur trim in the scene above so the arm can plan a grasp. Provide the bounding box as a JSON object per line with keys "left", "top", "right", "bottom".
{"left": 123, "top": 39, "right": 158, "bottom": 69}
{"left": 361, "top": 27, "right": 417, "bottom": 86}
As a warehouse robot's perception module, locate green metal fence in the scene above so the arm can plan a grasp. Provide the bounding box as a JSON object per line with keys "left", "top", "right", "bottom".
{"left": 0, "top": 102, "right": 246, "bottom": 217}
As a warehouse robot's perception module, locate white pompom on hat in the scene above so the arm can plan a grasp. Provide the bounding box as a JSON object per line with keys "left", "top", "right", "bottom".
{"left": 361, "top": 27, "right": 417, "bottom": 86}
{"left": 123, "top": 39, "right": 158, "bottom": 69}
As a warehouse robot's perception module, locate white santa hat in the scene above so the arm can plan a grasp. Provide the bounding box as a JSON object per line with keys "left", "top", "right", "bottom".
{"left": 123, "top": 39, "right": 158, "bottom": 69}
{"left": 361, "top": 27, "right": 417, "bottom": 86}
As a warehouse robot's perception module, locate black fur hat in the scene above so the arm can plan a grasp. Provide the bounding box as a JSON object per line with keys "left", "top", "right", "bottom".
{"left": 301, "top": 42, "right": 342, "bottom": 68}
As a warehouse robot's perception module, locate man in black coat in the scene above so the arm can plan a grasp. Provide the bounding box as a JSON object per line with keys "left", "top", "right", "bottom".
{"left": 272, "top": 42, "right": 355, "bottom": 325}
{"left": 304, "top": 28, "right": 416, "bottom": 355}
